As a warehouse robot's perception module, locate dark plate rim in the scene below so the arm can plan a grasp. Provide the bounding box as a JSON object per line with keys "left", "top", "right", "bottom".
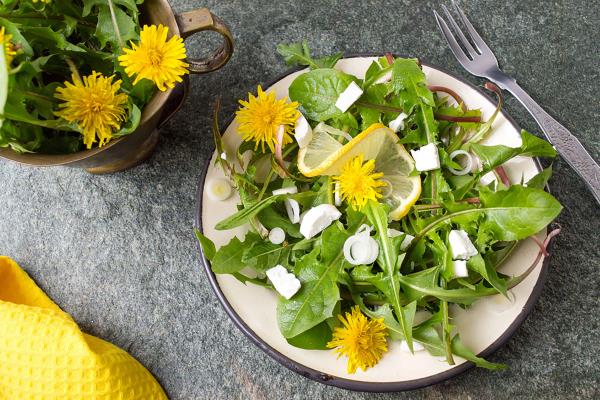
{"left": 193, "top": 53, "right": 552, "bottom": 392}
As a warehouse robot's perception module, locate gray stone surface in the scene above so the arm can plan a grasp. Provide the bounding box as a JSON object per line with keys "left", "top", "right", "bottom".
{"left": 1, "top": 0, "right": 599, "bottom": 398}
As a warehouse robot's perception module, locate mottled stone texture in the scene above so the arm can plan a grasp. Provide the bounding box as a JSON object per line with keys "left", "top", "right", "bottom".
{"left": 1, "top": 0, "right": 599, "bottom": 398}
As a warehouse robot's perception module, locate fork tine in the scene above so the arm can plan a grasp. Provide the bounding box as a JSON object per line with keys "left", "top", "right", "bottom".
{"left": 433, "top": 10, "right": 471, "bottom": 67}
{"left": 451, "top": 0, "right": 493, "bottom": 55}
{"left": 441, "top": 4, "right": 478, "bottom": 57}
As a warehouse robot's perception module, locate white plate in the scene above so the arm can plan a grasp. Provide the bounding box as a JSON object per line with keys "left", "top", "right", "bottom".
{"left": 195, "top": 56, "right": 549, "bottom": 391}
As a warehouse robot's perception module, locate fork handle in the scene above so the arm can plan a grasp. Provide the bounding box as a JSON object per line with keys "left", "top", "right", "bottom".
{"left": 501, "top": 80, "right": 600, "bottom": 204}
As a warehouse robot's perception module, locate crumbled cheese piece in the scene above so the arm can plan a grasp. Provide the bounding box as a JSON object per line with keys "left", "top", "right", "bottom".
{"left": 389, "top": 112, "right": 408, "bottom": 132}
{"left": 449, "top": 230, "right": 478, "bottom": 260}
{"left": 299, "top": 204, "right": 342, "bottom": 239}
{"left": 206, "top": 178, "right": 232, "bottom": 201}
{"left": 268, "top": 228, "right": 285, "bottom": 245}
{"left": 410, "top": 143, "right": 440, "bottom": 172}
{"left": 335, "top": 81, "right": 363, "bottom": 113}
{"left": 388, "top": 229, "right": 415, "bottom": 251}
{"left": 400, "top": 340, "right": 425, "bottom": 353}
{"left": 266, "top": 265, "right": 301, "bottom": 299}
{"left": 452, "top": 259, "right": 469, "bottom": 278}
{"left": 294, "top": 114, "right": 313, "bottom": 148}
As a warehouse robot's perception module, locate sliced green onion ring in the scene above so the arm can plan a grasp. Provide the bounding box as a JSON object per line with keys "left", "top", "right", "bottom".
{"left": 448, "top": 150, "right": 473, "bottom": 176}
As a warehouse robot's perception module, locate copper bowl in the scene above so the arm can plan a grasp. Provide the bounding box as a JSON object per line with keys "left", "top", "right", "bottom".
{"left": 0, "top": 0, "right": 233, "bottom": 174}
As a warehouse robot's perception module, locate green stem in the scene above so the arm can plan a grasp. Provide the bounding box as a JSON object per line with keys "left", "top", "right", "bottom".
{"left": 282, "top": 143, "right": 297, "bottom": 158}
{"left": 435, "top": 114, "right": 481, "bottom": 123}
{"left": 212, "top": 98, "right": 237, "bottom": 178}
{"left": 412, "top": 209, "right": 478, "bottom": 244}
{"left": 0, "top": 14, "right": 96, "bottom": 28}
{"left": 492, "top": 242, "right": 517, "bottom": 269}
{"left": 447, "top": 127, "right": 469, "bottom": 154}
{"left": 430, "top": 171, "right": 439, "bottom": 208}
{"left": 440, "top": 279, "right": 455, "bottom": 365}
{"left": 414, "top": 199, "right": 480, "bottom": 212}
{"left": 326, "top": 177, "right": 334, "bottom": 205}
{"left": 462, "top": 83, "right": 503, "bottom": 147}
{"left": 413, "top": 204, "right": 443, "bottom": 211}
{"left": 107, "top": 0, "right": 124, "bottom": 50}
{"left": 22, "top": 91, "right": 59, "bottom": 104}
{"left": 256, "top": 168, "right": 276, "bottom": 203}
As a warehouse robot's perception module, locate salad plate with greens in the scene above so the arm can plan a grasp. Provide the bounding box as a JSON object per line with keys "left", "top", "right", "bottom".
{"left": 195, "top": 43, "right": 562, "bottom": 390}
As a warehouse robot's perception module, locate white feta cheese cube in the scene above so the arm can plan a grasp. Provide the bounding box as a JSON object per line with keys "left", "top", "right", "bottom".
{"left": 388, "top": 112, "right": 408, "bottom": 132}
{"left": 410, "top": 143, "right": 440, "bottom": 172}
{"left": 268, "top": 227, "right": 286, "bottom": 245}
{"left": 452, "top": 259, "right": 469, "bottom": 278}
{"left": 400, "top": 340, "right": 425, "bottom": 353}
{"left": 266, "top": 265, "right": 301, "bottom": 299}
{"left": 449, "top": 230, "right": 478, "bottom": 260}
{"left": 335, "top": 81, "right": 363, "bottom": 113}
{"left": 299, "top": 204, "right": 342, "bottom": 239}
{"left": 294, "top": 114, "right": 313, "bottom": 148}
{"left": 387, "top": 229, "right": 414, "bottom": 251}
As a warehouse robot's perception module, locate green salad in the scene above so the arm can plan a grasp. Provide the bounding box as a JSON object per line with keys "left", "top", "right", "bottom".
{"left": 196, "top": 42, "right": 562, "bottom": 373}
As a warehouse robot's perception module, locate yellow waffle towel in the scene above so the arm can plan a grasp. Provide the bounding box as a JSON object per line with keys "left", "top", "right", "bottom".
{"left": 0, "top": 256, "right": 167, "bottom": 399}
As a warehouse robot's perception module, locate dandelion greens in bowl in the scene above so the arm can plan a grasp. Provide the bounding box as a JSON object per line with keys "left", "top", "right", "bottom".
{"left": 0, "top": 0, "right": 189, "bottom": 154}
{"left": 196, "top": 43, "right": 563, "bottom": 374}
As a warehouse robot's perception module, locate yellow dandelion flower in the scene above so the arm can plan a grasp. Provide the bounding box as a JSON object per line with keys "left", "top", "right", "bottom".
{"left": 55, "top": 72, "right": 129, "bottom": 149}
{"left": 235, "top": 85, "right": 300, "bottom": 153}
{"left": 0, "top": 27, "right": 16, "bottom": 67}
{"left": 327, "top": 306, "right": 388, "bottom": 374}
{"left": 118, "top": 24, "right": 189, "bottom": 91}
{"left": 333, "top": 154, "right": 387, "bottom": 210}
{"left": 32, "top": 0, "right": 51, "bottom": 3}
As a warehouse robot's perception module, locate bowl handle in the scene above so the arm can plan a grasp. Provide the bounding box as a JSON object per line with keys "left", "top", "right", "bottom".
{"left": 175, "top": 8, "right": 234, "bottom": 74}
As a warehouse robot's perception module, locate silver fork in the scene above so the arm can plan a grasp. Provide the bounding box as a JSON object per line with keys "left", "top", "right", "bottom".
{"left": 434, "top": 1, "right": 600, "bottom": 204}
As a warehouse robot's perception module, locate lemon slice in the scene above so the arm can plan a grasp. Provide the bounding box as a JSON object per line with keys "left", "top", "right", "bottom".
{"left": 297, "top": 123, "right": 421, "bottom": 220}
